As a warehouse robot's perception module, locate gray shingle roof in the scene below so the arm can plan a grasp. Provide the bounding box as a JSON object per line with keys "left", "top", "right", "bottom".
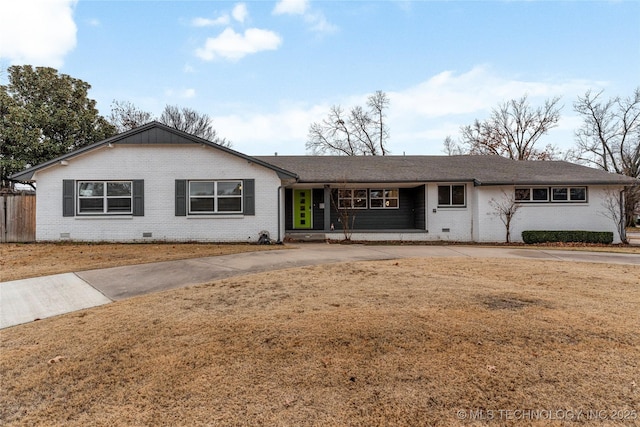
{"left": 256, "top": 155, "right": 637, "bottom": 186}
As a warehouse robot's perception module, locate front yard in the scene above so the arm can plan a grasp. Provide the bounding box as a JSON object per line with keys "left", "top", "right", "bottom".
{"left": 1, "top": 257, "right": 638, "bottom": 426}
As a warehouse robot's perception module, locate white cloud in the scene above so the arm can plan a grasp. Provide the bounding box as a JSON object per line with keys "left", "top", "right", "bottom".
{"left": 87, "top": 18, "right": 101, "bottom": 27}
{"left": 216, "top": 104, "right": 327, "bottom": 155}
{"left": 387, "top": 65, "right": 600, "bottom": 119}
{"left": 232, "top": 3, "right": 248, "bottom": 23}
{"left": 0, "top": 0, "right": 77, "bottom": 67}
{"left": 192, "top": 3, "right": 248, "bottom": 27}
{"left": 195, "top": 28, "right": 282, "bottom": 61}
{"left": 273, "top": 0, "right": 309, "bottom": 16}
{"left": 387, "top": 65, "right": 601, "bottom": 153}
{"left": 214, "top": 66, "right": 605, "bottom": 155}
{"left": 273, "top": 0, "right": 336, "bottom": 34}
{"left": 192, "top": 15, "right": 230, "bottom": 27}
{"left": 304, "top": 11, "right": 338, "bottom": 34}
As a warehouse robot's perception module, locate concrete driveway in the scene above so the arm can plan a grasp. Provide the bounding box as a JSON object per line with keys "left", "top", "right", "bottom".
{"left": 2, "top": 244, "right": 639, "bottom": 329}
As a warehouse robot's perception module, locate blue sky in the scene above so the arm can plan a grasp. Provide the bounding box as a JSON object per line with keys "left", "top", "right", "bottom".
{"left": 1, "top": 0, "right": 639, "bottom": 156}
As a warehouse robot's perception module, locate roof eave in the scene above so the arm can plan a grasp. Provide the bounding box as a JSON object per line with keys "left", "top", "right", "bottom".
{"left": 476, "top": 179, "right": 638, "bottom": 186}
{"left": 8, "top": 122, "right": 298, "bottom": 181}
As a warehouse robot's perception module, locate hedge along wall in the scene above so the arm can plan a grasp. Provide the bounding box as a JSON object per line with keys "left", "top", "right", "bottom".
{"left": 522, "top": 230, "right": 614, "bottom": 244}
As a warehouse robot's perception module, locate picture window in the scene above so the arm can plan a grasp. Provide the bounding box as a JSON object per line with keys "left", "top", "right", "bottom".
{"left": 77, "top": 181, "right": 132, "bottom": 214}
{"left": 189, "top": 180, "right": 242, "bottom": 214}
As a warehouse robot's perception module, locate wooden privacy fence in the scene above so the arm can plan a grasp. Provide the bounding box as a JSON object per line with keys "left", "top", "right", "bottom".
{"left": 1, "top": 193, "right": 36, "bottom": 242}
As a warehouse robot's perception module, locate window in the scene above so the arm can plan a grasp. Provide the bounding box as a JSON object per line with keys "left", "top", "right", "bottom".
{"left": 515, "top": 187, "right": 549, "bottom": 202}
{"left": 338, "top": 189, "right": 368, "bottom": 209}
{"left": 570, "top": 187, "right": 587, "bottom": 201}
{"left": 553, "top": 186, "right": 587, "bottom": 202}
{"left": 189, "top": 180, "right": 242, "bottom": 214}
{"left": 77, "top": 181, "right": 132, "bottom": 214}
{"left": 370, "top": 189, "right": 399, "bottom": 208}
{"left": 515, "top": 187, "right": 586, "bottom": 203}
{"left": 438, "top": 185, "right": 465, "bottom": 207}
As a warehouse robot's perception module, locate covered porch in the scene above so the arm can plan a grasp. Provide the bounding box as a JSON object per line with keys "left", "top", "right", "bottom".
{"left": 282, "top": 184, "right": 427, "bottom": 238}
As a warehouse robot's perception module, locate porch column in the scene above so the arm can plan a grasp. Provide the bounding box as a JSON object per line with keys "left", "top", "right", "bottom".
{"left": 324, "top": 185, "right": 331, "bottom": 231}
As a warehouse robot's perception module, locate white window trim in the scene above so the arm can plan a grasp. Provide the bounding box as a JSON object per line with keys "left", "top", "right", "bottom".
{"left": 515, "top": 187, "right": 549, "bottom": 203}
{"left": 551, "top": 186, "right": 588, "bottom": 203}
{"left": 516, "top": 186, "right": 587, "bottom": 203}
{"left": 77, "top": 180, "right": 133, "bottom": 215}
{"left": 337, "top": 188, "right": 368, "bottom": 209}
{"left": 188, "top": 180, "right": 243, "bottom": 215}
{"left": 369, "top": 188, "right": 399, "bottom": 209}
{"left": 437, "top": 184, "right": 466, "bottom": 208}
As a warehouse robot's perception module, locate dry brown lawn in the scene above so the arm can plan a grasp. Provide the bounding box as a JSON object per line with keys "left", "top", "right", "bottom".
{"left": 0, "top": 243, "right": 282, "bottom": 282}
{"left": 1, "top": 258, "right": 639, "bottom": 426}
{"left": 2, "top": 241, "right": 638, "bottom": 283}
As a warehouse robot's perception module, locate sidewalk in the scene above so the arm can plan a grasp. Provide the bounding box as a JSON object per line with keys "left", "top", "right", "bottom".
{"left": 2, "top": 244, "right": 639, "bottom": 329}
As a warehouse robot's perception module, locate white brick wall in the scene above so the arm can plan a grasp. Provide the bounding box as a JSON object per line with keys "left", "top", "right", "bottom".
{"left": 32, "top": 145, "right": 626, "bottom": 244}
{"left": 33, "top": 144, "right": 284, "bottom": 242}
{"left": 474, "top": 186, "right": 625, "bottom": 243}
{"left": 424, "top": 183, "right": 474, "bottom": 241}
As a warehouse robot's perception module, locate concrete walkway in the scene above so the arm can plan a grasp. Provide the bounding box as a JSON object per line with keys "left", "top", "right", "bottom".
{"left": 2, "top": 244, "right": 639, "bottom": 329}
{"left": 0, "top": 273, "right": 111, "bottom": 329}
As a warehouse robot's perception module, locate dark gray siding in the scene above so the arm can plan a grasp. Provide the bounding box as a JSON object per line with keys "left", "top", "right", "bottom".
{"left": 414, "top": 185, "right": 425, "bottom": 229}
{"left": 329, "top": 188, "right": 418, "bottom": 230}
{"left": 284, "top": 189, "right": 293, "bottom": 230}
{"left": 286, "top": 186, "right": 424, "bottom": 231}
{"left": 312, "top": 188, "right": 324, "bottom": 230}
{"left": 118, "top": 126, "right": 196, "bottom": 145}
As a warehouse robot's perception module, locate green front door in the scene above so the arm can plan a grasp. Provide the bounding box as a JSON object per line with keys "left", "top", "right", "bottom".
{"left": 293, "top": 189, "right": 312, "bottom": 229}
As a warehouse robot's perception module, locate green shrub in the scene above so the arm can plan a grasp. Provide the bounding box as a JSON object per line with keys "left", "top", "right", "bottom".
{"left": 522, "top": 230, "right": 614, "bottom": 244}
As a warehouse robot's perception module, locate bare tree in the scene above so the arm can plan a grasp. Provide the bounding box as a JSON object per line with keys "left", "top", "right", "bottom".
{"left": 329, "top": 184, "right": 361, "bottom": 241}
{"left": 108, "top": 100, "right": 153, "bottom": 133}
{"left": 600, "top": 188, "right": 627, "bottom": 243}
{"left": 443, "top": 135, "right": 463, "bottom": 155}
{"left": 366, "top": 90, "right": 390, "bottom": 155}
{"left": 572, "top": 88, "right": 640, "bottom": 227}
{"left": 445, "top": 95, "right": 562, "bottom": 160}
{"left": 306, "top": 91, "right": 390, "bottom": 156}
{"left": 108, "top": 101, "right": 231, "bottom": 147}
{"left": 488, "top": 191, "right": 521, "bottom": 243}
{"left": 159, "top": 105, "right": 231, "bottom": 147}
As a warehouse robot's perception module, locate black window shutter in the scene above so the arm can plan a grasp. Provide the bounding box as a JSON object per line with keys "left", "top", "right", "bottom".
{"left": 63, "top": 180, "right": 75, "bottom": 217}
{"left": 243, "top": 179, "right": 255, "bottom": 216}
{"left": 132, "top": 180, "right": 144, "bottom": 216}
{"left": 175, "top": 180, "right": 187, "bottom": 216}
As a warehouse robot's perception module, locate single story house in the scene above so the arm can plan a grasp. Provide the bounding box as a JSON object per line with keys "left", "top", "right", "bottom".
{"left": 11, "top": 122, "right": 637, "bottom": 243}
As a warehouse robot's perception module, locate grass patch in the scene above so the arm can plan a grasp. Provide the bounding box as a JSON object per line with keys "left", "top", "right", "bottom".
{"left": 1, "top": 258, "right": 639, "bottom": 426}
{"left": 0, "top": 242, "right": 282, "bottom": 282}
